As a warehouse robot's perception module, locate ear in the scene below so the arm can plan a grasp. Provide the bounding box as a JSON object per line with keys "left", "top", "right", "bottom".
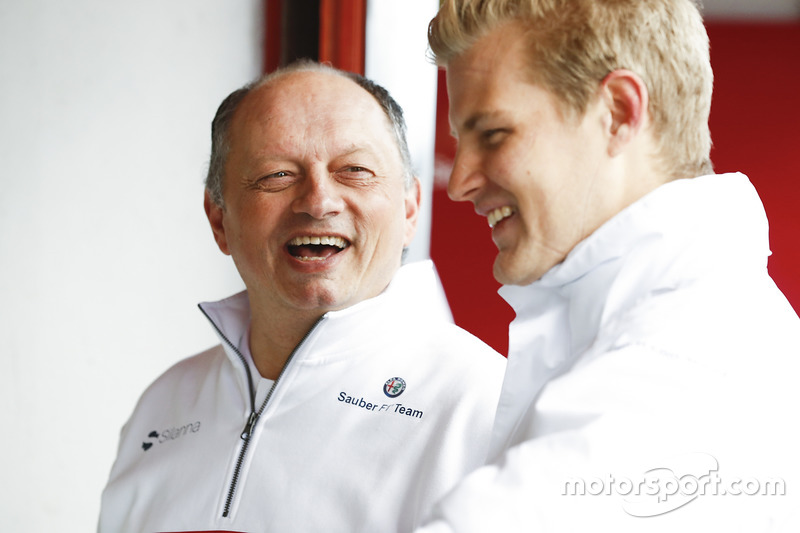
{"left": 402, "top": 177, "right": 422, "bottom": 247}
{"left": 600, "top": 69, "right": 649, "bottom": 157}
{"left": 204, "top": 189, "right": 231, "bottom": 255}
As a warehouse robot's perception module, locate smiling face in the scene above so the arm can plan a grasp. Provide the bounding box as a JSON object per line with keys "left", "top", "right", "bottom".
{"left": 206, "top": 70, "right": 419, "bottom": 319}
{"left": 446, "top": 21, "right": 623, "bottom": 286}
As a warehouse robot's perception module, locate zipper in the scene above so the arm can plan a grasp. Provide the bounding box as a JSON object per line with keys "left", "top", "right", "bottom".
{"left": 199, "top": 304, "right": 326, "bottom": 519}
{"left": 198, "top": 304, "right": 257, "bottom": 417}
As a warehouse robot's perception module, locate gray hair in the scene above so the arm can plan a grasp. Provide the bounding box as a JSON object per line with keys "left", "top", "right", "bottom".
{"left": 205, "top": 60, "right": 415, "bottom": 207}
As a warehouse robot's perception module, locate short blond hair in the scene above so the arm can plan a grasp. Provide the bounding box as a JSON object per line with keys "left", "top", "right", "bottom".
{"left": 429, "top": 0, "right": 714, "bottom": 179}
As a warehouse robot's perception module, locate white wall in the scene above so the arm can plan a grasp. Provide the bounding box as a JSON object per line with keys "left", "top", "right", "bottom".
{"left": 0, "top": 1, "right": 261, "bottom": 531}
{"left": 365, "top": 0, "right": 439, "bottom": 262}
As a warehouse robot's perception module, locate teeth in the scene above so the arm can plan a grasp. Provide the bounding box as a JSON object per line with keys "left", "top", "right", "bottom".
{"left": 487, "top": 206, "right": 514, "bottom": 228}
{"left": 288, "top": 236, "right": 347, "bottom": 249}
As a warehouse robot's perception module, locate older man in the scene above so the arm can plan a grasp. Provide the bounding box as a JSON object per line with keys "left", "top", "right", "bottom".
{"left": 417, "top": 0, "right": 800, "bottom": 531}
{"left": 98, "top": 61, "right": 504, "bottom": 532}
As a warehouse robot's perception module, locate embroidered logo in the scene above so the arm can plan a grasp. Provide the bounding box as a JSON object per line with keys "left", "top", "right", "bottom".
{"left": 383, "top": 377, "right": 406, "bottom": 398}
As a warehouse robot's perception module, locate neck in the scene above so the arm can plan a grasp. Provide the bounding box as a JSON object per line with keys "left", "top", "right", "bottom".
{"left": 613, "top": 137, "right": 672, "bottom": 213}
{"left": 248, "top": 303, "right": 323, "bottom": 380}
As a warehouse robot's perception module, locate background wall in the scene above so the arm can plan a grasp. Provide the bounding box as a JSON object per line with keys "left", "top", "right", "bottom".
{"left": 365, "top": 0, "right": 439, "bottom": 264}
{"left": 0, "top": 1, "right": 261, "bottom": 531}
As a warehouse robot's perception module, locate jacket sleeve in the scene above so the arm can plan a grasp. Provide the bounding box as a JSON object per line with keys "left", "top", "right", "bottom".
{"left": 413, "top": 343, "right": 800, "bottom": 532}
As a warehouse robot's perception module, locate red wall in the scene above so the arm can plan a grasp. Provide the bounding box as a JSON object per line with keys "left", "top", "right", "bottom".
{"left": 431, "top": 22, "right": 800, "bottom": 356}
{"left": 706, "top": 23, "right": 800, "bottom": 315}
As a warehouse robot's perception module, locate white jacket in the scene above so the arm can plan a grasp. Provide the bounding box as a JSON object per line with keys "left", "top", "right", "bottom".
{"left": 418, "top": 174, "right": 800, "bottom": 532}
{"left": 99, "top": 260, "right": 505, "bottom": 533}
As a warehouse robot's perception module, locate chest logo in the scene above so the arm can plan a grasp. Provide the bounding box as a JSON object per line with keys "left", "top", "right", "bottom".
{"left": 141, "top": 421, "right": 201, "bottom": 452}
{"left": 383, "top": 377, "right": 406, "bottom": 398}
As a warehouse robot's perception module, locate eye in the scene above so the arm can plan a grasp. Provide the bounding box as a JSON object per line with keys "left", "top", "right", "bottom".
{"left": 336, "top": 165, "right": 374, "bottom": 178}
{"left": 481, "top": 128, "right": 507, "bottom": 145}
{"left": 250, "top": 170, "right": 294, "bottom": 192}
{"left": 344, "top": 166, "right": 369, "bottom": 173}
{"left": 333, "top": 165, "right": 378, "bottom": 188}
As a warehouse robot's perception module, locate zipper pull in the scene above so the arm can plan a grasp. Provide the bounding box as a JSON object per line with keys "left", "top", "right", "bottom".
{"left": 241, "top": 411, "right": 258, "bottom": 440}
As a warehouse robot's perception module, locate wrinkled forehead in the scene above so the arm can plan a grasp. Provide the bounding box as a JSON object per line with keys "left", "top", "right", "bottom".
{"left": 240, "top": 71, "right": 379, "bottom": 128}
{"left": 229, "top": 71, "right": 401, "bottom": 163}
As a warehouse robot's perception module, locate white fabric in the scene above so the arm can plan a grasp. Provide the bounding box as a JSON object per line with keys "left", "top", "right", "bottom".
{"left": 235, "top": 323, "right": 275, "bottom": 406}
{"left": 99, "top": 260, "right": 505, "bottom": 533}
{"left": 417, "top": 174, "right": 800, "bottom": 532}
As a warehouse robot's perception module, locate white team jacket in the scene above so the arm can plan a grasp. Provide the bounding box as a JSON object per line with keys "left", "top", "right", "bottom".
{"left": 99, "top": 260, "right": 505, "bottom": 533}
{"left": 418, "top": 174, "right": 800, "bottom": 532}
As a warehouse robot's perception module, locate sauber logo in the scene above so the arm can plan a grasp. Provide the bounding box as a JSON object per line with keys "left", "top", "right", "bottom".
{"left": 141, "top": 421, "right": 201, "bottom": 451}
{"left": 337, "top": 377, "right": 424, "bottom": 419}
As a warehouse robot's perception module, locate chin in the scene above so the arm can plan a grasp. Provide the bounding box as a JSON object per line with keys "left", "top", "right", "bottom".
{"left": 493, "top": 257, "right": 544, "bottom": 287}
{"left": 493, "top": 260, "right": 521, "bottom": 286}
{"left": 286, "top": 285, "right": 344, "bottom": 311}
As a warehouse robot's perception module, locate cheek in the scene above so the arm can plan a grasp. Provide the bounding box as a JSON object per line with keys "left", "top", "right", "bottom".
{"left": 371, "top": 205, "right": 405, "bottom": 242}
{"left": 232, "top": 206, "right": 281, "bottom": 253}
{"left": 485, "top": 140, "right": 535, "bottom": 190}
{"left": 365, "top": 204, "right": 409, "bottom": 258}
{"left": 357, "top": 186, "right": 405, "bottom": 223}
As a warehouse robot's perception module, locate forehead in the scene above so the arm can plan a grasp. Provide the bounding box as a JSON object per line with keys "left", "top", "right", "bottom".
{"left": 446, "top": 22, "right": 535, "bottom": 127}
{"left": 230, "top": 71, "right": 397, "bottom": 157}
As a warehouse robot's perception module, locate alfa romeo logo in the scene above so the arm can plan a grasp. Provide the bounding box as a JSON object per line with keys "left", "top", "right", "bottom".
{"left": 383, "top": 377, "right": 406, "bottom": 398}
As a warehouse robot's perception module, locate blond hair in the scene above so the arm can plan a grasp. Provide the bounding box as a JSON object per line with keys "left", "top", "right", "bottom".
{"left": 429, "top": 0, "right": 714, "bottom": 179}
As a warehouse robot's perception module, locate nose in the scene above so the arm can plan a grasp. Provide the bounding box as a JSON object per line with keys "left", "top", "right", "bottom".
{"left": 291, "top": 169, "right": 344, "bottom": 219}
{"left": 447, "top": 145, "right": 485, "bottom": 203}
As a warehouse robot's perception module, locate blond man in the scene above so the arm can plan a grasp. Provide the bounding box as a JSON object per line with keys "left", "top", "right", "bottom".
{"left": 417, "top": 0, "right": 800, "bottom": 530}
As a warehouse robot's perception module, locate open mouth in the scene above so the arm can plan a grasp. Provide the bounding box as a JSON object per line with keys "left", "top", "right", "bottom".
{"left": 287, "top": 235, "right": 349, "bottom": 261}
{"left": 487, "top": 206, "right": 515, "bottom": 228}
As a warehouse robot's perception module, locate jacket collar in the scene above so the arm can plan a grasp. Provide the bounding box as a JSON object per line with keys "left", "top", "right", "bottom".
{"left": 498, "top": 172, "right": 770, "bottom": 361}
{"left": 198, "top": 259, "right": 453, "bottom": 372}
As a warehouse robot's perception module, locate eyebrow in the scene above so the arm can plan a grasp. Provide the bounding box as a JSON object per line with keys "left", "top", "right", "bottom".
{"left": 451, "top": 110, "right": 505, "bottom": 138}
{"left": 337, "top": 145, "right": 375, "bottom": 158}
